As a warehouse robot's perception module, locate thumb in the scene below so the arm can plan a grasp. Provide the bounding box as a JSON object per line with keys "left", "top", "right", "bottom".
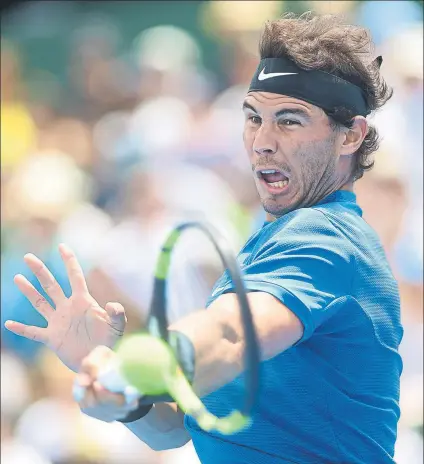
{"left": 104, "top": 302, "right": 127, "bottom": 331}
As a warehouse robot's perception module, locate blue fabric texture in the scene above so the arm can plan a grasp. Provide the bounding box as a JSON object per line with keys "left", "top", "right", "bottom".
{"left": 185, "top": 190, "right": 404, "bottom": 464}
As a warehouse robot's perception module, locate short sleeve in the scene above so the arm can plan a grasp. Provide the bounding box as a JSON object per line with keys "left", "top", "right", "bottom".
{"left": 213, "top": 209, "right": 355, "bottom": 344}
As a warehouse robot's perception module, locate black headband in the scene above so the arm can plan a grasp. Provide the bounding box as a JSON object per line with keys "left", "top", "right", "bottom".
{"left": 248, "top": 57, "right": 371, "bottom": 117}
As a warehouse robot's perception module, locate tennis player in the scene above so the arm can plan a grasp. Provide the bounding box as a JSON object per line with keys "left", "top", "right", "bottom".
{"left": 5, "top": 13, "right": 403, "bottom": 464}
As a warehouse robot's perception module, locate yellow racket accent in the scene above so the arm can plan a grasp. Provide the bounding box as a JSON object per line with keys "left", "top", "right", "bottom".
{"left": 155, "top": 229, "right": 182, "bottom": 279}
{"left": 115, "top": 333, "right": 251, "bottom": 434}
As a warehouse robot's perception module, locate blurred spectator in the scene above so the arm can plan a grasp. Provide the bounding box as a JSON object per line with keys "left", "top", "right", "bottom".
{"left": 1, "top": 40, "right": 37, "bottom": 174}
{"left": 1, "top": 351, "right": 32, "bottom": 423}
{"left": 67, "top": 16, "right": 139, "bottom": 120}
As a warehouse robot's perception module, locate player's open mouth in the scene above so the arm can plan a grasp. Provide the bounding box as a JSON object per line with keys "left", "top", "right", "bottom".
{"left": 257, "top": 169, "right": 290, "bottom": 193}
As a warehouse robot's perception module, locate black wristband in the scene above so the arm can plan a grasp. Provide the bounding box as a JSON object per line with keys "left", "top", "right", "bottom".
{"left": 118, "top": 331, "right": 194, "bottom": 424}
{"left": 117, "top": 402, "right": 153, "bottom": 423}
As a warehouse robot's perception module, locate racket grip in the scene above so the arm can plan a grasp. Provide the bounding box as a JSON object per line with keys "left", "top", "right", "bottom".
{"left": 72, "top": 365, "right": 139, "bottom": 402}
{"left": 97, "top": 363, "right": 140, "bottom": 405}
{"left": 72, "top": 362, "right": 138, "bottom": 404}
{"left": 72, "top": 363, "right": 154, "bottom": 424}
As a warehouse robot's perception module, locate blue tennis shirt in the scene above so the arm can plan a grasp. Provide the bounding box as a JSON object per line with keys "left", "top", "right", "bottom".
{"left": 185, "top": 190, "right": 404, "bottom": 464}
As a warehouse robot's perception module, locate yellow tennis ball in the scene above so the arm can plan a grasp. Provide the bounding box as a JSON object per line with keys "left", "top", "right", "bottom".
{"left": 115, "top": 334, "right": 178, "bottom": 396}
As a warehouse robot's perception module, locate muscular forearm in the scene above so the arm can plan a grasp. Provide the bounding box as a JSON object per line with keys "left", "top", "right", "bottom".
{"left": 170, "top": 304, "right": 243, "bottom": 398}
{"left": 124, "top": 402, "right": 190, "bottom": 451}
{"left": 169, "top": 292, "right": 303, "bottom": 398}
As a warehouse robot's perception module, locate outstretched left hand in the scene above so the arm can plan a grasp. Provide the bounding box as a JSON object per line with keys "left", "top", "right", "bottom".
{"left": 5, "top": 244, "right": 127, "bottom": 372}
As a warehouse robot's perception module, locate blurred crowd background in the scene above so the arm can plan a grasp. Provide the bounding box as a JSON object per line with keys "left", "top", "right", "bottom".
{"left": 1, "top": 1, "right": 423, "bottom": 463}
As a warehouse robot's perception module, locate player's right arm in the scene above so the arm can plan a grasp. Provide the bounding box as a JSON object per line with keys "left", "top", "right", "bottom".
{"left": 125, "top": 403, "right": 190, "bottom": 451}
{"left": 76, "top": 345, "right": 191, "bottom": 451}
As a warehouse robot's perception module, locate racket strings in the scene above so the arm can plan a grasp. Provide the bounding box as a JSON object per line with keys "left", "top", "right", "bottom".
{"left": 146, "top": 221, "right": 261, "bottom": 433}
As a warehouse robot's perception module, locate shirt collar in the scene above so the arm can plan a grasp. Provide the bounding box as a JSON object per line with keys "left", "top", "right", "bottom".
{"left": 262, "top": 190, "right": 358, "bottom": 227}
{"left": 315, "top": 190, "right": 357, "bottom": 206}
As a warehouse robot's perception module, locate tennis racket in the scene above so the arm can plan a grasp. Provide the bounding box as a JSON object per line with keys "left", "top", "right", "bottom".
{"left": 97, "top": 221, "right": 261, "bottom": 435}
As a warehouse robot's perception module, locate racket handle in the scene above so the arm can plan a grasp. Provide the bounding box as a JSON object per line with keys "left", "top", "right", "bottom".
{"left": 72, "top": 361, "right": 140, "bottom": 406}
{"left": 98, "top": 363, "right": 140, "bottom": 405}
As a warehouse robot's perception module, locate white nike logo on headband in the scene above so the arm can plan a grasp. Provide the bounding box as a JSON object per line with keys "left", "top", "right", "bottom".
{"left": 258, "top": 68, "right": 298, "bottom": 80}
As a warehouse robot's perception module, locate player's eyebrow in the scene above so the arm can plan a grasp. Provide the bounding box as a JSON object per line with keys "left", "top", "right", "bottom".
{"left": 242, "top": 102, "right": 311, "bottom": 121}
{"left": 242, "top": 102, "right": 259, "bottom": 114}
{"left": 274, "top": 108, "right": 311, "bottom": 121}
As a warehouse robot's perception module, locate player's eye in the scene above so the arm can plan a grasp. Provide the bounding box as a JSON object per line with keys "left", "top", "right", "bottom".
{"left": 247, "top": 115, "right": 262, "bottom": 125}
{"left": 278, "top": 119, "right": 301, "bottom": 126}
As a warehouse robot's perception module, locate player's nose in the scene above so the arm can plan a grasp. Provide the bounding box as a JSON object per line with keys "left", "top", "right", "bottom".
{"left": 253, "top": 125, "right": 277, "bottom": 156}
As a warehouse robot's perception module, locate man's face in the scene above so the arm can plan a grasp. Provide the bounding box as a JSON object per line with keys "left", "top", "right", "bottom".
{"left": 243, "top": 91, "right": 351, "bottom": 218}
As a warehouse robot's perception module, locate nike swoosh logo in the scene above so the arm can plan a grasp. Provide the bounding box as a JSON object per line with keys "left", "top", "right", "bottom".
{"left": 258, "top": 68, "right": 298, "bottom": 81}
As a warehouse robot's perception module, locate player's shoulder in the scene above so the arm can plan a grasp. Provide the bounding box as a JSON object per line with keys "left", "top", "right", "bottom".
{"left": 248, "top": 205, "right": 357, "bottom": 261}
{"left": 264, "top": 206, "right": 343, "bottom": 240}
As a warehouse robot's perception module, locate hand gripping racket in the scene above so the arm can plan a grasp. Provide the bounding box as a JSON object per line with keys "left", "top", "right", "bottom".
{"left": 87, "top": 222, "right": 260, "bottom": 434}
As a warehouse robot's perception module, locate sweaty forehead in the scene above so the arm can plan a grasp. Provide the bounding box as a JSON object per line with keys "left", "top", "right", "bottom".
{"left": 244, "top": 91, "right": 322, "bottom": 115}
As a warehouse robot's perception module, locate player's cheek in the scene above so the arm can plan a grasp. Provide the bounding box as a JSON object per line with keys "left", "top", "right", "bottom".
{"left": 243, "top": 128, "right": 254, "bottom": 155}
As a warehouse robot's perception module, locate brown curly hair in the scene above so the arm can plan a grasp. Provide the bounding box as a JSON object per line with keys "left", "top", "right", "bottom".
{"left": 258, "top": 12, "right": 393, "bottom": 181}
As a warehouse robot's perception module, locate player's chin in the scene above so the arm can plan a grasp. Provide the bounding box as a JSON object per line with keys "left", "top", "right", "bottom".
{"left": 262, "top": 197, "right": 295, "bottom": 218}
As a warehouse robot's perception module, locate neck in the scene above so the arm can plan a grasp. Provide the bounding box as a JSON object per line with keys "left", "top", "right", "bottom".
{"left": 266, "top": 212, "right": 276, "bottom": 222}
{"left": 339, "top": 181, "right": 354, "bottom": 192}
{"left": 265, "top": 182, "right": 354, "bottom": 222}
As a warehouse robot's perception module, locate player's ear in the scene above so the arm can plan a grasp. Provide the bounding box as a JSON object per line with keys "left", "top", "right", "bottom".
{"left": 340, "top": 116, "right": 368, "bottom": 156}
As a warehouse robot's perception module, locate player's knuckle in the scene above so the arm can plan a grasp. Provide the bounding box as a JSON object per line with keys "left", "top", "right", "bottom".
{"left": 81, "top": 356, "right": 95, "bottom": 371}
{"left": 33, "top": 264, "right": 44, "bottom": 275}
{"left": 35, "top": 297, "right": 47, "bottom": 308}
{"left": 42, "top": 278, "right": 55, "bottom": 290}
{"left": 96, "top": 346, "right": 114, "bottom": 363}
{"left": 93, "top": 345, "right": 111, "bottom": 358}
{"left": 34, "top": 269, "right": 44, "bottom": 280}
